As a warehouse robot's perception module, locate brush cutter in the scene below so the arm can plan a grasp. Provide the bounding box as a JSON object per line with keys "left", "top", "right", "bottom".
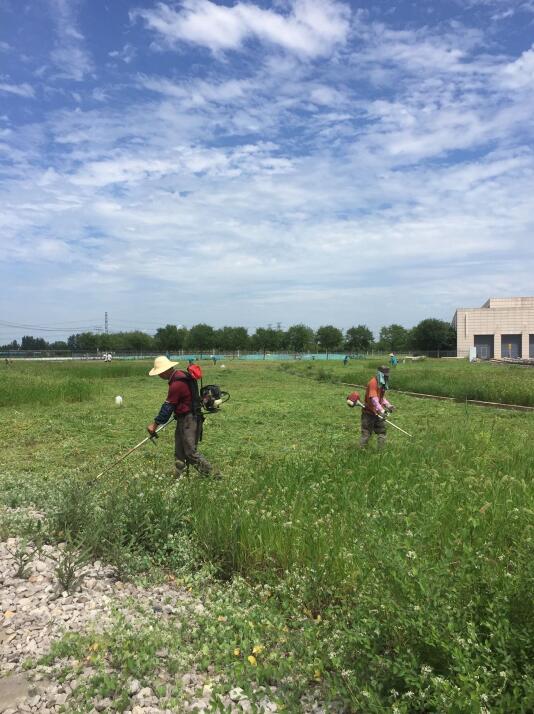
{"left": 346, "top": 391, "right": 413, "bottom": 438}
{"left": 95, "top": 418, "right": 174, "bottom": 479}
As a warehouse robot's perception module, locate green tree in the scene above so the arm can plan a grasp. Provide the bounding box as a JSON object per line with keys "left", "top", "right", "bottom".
{"left": 154, "top": 324, "right": 188, "bottom": 351}
{"left": 378, "top": 324, "right": 409, "bottom": 352}
{"left": 67, "top": 334, "right": 78, "bottom": 350}
{"left": 316, "top": 325, "right": 343, "bottom": 355}
{"left": 286, "top": 324, "right": 314, "bottom": 352}
{"left": 73, "top": 332, "right": 99, "bottom": 350}
{"left": 215, "top": 326, "right": 249, "bottom": 352}
{"left": 345, "top": 325, "right": 374, "bottom": 353}
{"left": 186, "top": 323, "right": 216, "bottom": 351}
{"left": 251, "top": 327, "right": 281, "bottom": 353}
{"left": 409, "top": 319, "right": 456, "bottom": 352}
{"left": 21, "top": 335, "right": 48, "bottom": 350}
{"left": 49, "top": 340, "right": 68, "bottom": 350}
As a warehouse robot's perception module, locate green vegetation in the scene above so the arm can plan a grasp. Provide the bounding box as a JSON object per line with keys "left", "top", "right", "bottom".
{"left": 285, "top": 357, "right": 534, "bottom": 406}
{"left": 1, "top": 360, "right": 533, "bottom": 711}
{"left": 0, "top": 360, "right": 150, "bottom": 407}
{"left": 2, "top": 316, "right": 456, "bottom": 354}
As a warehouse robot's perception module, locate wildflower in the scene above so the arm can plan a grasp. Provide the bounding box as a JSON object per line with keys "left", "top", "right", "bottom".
{"left": 406, "top": 550, "right": 416, "bottom": 560}
{"left": 481, "top": 694, "right": 489, "bottom": 703}
{"left": 217, "top": 615, "right": 227, "bottom": 622}
{"left": 313, "top": 670, "right": 321, "bottom": 681}
{"left": 362, "top": 690, "right": 370, "bottom": 698}
{"left": 252, "top": 645, "right": 264, "bottom": 655}
{"left": 233, "top": 648, "right": 240, "bottom": 657}
{"left": 421, "top": 665, "right": 432, "bottom": 675}
{"left": 247, "top": 655, "right": 257, "bottom": 666}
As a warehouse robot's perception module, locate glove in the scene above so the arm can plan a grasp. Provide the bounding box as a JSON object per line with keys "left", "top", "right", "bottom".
{"left": 147, "top": 423, "right": 158, "bottom": 437}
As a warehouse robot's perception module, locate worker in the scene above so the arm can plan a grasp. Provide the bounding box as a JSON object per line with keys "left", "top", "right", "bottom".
{"left": 360, "top": 365, "right": 395, "bottom": 449}
{"left": 147, "top": 356, "right": 219, "bottom": 479}
{"left": 343, "top": 355, "right": 349, "bottom": 366}
{"left": 390, "top": 352, "right": 398, "bottom": 367}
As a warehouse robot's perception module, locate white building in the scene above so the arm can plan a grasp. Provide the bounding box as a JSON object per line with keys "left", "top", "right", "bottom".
{"left": 453, "top": 297, "right": 534, "bottom": 359}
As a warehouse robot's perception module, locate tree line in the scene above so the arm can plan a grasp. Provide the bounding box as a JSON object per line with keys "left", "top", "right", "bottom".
{"left": 1, "top": 319, "right": 456, "bottom": 354}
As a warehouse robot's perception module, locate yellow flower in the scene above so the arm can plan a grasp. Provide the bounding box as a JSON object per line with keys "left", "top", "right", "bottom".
{"left": 315, "top": 615, "right": 322, "bottom": 623}
{"left": 252, "top": 645, "right": 264, "bottom": 655}
{"left": 233, "top": 648, "right": 241, "bottom": 657}
{"left": 247, "top": 655, "right": 257, "bottom": 666}
{"left": 217, "top": 615, "right": 227, "bottom": 622}
{"left": 90, "top": 642, "right": 100, "bottom": 652}
{"left": 314, "top": 670, "right": 321, "bottom": 681}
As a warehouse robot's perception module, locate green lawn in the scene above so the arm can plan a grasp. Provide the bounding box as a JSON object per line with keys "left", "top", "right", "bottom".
{"left": 1, "top": 359, "right": 533, "bottom": 712}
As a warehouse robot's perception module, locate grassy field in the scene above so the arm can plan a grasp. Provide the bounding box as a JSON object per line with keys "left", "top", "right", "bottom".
{"left": 1, "top": 359, "right": 533, "bottom": 712}
{"left": 283, "top": 357, "right": 534, "bottom": 406}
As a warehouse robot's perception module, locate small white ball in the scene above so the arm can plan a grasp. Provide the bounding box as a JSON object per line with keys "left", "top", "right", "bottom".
{"left": 220, "top": 364, "right": 226, "bottom": 369}
{"left": 115, "top": 395, "right": 123, "bottom": 407}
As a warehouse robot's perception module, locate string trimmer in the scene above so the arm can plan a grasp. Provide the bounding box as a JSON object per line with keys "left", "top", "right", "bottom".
{"left": 346, "top": 391, "right": 413, "bottom": 438}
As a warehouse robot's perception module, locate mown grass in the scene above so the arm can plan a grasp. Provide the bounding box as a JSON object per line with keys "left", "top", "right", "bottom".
{"left": 284, "top": 357, "right": 534, "bottom": 406}
{"left": 1, "top": 360, "right": 533, "bottom": 711}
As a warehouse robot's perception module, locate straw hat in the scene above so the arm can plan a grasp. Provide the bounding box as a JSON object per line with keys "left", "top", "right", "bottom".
{"left": 149, "top": 355, "right": 178, "bottom": 376}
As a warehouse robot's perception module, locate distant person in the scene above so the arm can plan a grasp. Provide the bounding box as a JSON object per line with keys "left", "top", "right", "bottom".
{"left": 390, "top": 353, "right": 398, "bottom": 367}
{"left": 343, "top": 355, "right": 349, "bottom": 366}
{"left": 360, "top": 365, "right": 395, "bottom": 449}
{"left": 212, "top": 355, "right": 217, "bottom": 366}
{"left": 147, "top": 356, "right": 219, "bottom": 479}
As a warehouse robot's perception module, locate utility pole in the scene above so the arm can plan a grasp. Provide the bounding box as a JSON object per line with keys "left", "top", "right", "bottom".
{"left": 105, "top": 312, "right": 109, "bottom": 334}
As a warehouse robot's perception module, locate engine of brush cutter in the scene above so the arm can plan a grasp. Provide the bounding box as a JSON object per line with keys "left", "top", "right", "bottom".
{"left": 200, "top": 384, "right": 230, "bottom": 412}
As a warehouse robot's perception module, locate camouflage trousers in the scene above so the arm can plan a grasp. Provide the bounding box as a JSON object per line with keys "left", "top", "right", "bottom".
{"left": 174, "top": 414, "right": 214, "bottom": 477}
{"left": 359, "top": 410, "right": 387, "bottom": 449}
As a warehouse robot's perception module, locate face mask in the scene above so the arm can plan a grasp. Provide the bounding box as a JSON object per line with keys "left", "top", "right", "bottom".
{"left": 377, "top": 371, "right": 389, "bottom": 388}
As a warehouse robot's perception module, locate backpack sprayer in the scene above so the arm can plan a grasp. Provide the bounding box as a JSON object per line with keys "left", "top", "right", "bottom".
{"left": 346, "top": 391, "right": 413, "bottom": 438}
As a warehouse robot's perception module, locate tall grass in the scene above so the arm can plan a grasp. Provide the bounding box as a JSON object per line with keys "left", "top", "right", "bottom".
{"left": 0, "top": 360, "right": 150, "bottom": 406}
{"left": 285, "top": 358, "right": 534, "bottom": 406}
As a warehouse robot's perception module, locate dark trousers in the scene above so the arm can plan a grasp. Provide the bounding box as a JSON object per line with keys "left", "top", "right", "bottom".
{"left": 174, "top": 414, "right": 213, "bottom": 476}
{"left": 359, "top": 410, "right": 387, "bottom": 448}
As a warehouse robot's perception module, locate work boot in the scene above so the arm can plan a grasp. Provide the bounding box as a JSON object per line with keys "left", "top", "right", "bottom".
{"left": 175, "top": 459, "right": 187, "bottom": 479}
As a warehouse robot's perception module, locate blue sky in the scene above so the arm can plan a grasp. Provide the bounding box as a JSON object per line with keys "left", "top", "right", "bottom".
{"left": 1, "top": 0, "right": 534, "bottom": 343}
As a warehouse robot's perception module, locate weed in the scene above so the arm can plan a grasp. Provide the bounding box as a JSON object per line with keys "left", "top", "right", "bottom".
{"left": 7, "top": 537, "right": 38, "bottom": 578}
{"left": 48, "top": 535, "right": 91, "bottom": 594}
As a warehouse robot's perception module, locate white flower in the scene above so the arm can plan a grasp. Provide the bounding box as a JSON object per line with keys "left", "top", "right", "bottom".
{"left": 406, "top": 550, "right": 417, "bottom": 560}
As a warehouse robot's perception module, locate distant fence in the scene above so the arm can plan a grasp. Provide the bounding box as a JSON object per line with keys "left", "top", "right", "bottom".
{"left": 1, "top": 350, "right": 458, "bottom": 361}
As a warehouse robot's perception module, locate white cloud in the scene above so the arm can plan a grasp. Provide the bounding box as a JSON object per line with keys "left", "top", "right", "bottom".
{"left": 49, "top": 0, "right": 94, "bottom": 81}
{"left": 132, "top": 0, "right": 350, "bottom": 57}
{"left": 500, "top": 46, "right": 534, "bottom": 89}
{"left": 0, "top": 82, "right": 35, "bottom": 98}
{"left": 2, "top": 3, "right": 534, "bottom": 335}
{"left": 108, "top": 43, "right": 136, "bottom": 64}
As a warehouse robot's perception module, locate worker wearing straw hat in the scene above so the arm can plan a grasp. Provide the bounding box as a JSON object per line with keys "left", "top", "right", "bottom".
{"left": 147, "top": 356, "right": 218, "bottom": 478}
{"left": 360, "top": 365, "right": 395, "bottom": 449}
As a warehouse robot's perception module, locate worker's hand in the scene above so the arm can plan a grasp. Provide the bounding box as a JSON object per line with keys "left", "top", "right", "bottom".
{"left": 386, "top": 405, "right": 395, "bottom": 414}
{"left": 147, "top": 422, "right": 158, "bottom": 436}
